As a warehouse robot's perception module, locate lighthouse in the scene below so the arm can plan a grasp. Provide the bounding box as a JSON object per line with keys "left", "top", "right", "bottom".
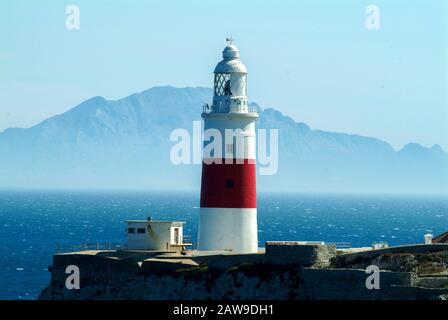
{"left": 198, "top": 40, "right": 258, "bottom": 253}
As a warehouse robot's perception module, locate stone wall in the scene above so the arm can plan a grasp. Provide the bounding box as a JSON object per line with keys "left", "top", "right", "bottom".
{"left": 298, "top": 268, "right": 418, "bottom": 300}
{"left": 416, "top": 277, "right": 448, "bottom": 288}
{"left": 265, "top": 242, "right": 336, "bottom": 268}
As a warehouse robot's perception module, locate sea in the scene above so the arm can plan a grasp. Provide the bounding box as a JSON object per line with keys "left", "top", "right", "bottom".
{"left": 0, "top": 190, "right": 447, "bottom": 300}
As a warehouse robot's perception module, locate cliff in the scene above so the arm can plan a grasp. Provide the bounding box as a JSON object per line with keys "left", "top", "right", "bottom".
{"left": 39, "top": 243, "right": 448, "bottom": 300}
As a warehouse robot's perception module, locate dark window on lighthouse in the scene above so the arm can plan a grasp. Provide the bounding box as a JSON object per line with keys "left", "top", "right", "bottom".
{"left": 224, "top": 80, "right": 232, "bottom": 96}
{"left": 225, "top": 179, "right": 234, "bottom": 189}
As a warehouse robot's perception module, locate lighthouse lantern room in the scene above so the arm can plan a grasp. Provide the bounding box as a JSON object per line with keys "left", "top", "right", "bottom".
{"left": 198, "top": 40, "right": 259, "bottom": 253}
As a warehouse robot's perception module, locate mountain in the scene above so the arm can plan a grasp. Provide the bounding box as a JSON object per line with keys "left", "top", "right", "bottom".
{"left": 0, "top": 86, "right": 447, "bottom": 193}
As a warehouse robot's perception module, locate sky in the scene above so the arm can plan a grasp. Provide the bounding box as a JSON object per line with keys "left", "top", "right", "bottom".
{"left": 0, "top": 0, "right": 447, "bottom": 150}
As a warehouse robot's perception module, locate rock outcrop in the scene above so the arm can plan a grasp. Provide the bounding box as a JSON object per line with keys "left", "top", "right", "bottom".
{"left": 40, "top": 243, "right": 448, "bottom": 300}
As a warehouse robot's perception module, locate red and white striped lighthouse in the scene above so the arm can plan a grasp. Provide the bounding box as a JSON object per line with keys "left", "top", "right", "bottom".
{"left": 198, "top": 40, "right": 258, "bottom": 253}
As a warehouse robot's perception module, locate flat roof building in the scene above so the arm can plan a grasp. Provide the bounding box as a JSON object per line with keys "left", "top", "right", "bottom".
{"left": 126, "top": 219, "right": 190, "bottom": 252}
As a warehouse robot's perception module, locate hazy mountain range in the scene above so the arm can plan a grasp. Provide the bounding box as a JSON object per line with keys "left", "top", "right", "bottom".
{"left": 0, "top": 86, "right": 446, "bottom": 193}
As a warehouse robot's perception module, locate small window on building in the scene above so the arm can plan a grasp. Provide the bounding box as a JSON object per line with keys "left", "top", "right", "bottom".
{"left": 128, "top": 228, "right": 136, "bottom": 234}
{"left": 225, "top": 179, "right": 234, "bottom": 189}
{"left": 137, "top": 228, "right": 146, "bottom": 234}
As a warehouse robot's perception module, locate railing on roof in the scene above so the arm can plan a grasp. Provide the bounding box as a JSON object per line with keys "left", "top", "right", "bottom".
{"left": 327, "top": 242, "right": 352, "bottom": 249}
{"left": 202, "top": 103, "right": 258, "bottom": 114}
{"left": 55, "top": 243, "right": 127, "bottom": 253}
{"left": 182, "top": 235, "right": 192, "bottom": 245}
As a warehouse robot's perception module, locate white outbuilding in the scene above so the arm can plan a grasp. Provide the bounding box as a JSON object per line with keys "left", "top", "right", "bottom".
{"left": 126, "top": 218, "right": 190, "bottom": 252}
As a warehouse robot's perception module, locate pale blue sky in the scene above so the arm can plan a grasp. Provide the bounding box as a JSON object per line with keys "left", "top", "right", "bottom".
{"left": 1, "top": 0, "right": 447, "bottom": 150}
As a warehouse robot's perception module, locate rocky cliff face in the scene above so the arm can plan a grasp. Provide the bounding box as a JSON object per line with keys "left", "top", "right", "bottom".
{"left": 42, "top": 264, "right": 443, "bottom": 300}
{"left": 334, "top": 244, "right": 448, "bottom": 275}
{"left": 39, "top": 245, "right": 448, "bottom": 300}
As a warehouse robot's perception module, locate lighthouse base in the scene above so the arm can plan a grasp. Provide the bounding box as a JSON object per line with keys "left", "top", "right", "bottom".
{"left": 198, "top": 208, "right": 258, "bottom": 253}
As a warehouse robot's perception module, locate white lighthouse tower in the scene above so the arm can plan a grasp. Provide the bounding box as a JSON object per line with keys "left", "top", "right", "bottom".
{"left": 198, "top": 39, "right": 259, "bottom": 253}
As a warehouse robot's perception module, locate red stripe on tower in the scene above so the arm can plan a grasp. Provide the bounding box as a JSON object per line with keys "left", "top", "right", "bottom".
{"left": 200, "top": 159, "right": 256, "bottom": 208}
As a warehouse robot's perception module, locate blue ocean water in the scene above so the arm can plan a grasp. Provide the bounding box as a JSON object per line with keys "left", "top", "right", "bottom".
{"left": 0, "top": 190, "right": 447, "bottom": 300}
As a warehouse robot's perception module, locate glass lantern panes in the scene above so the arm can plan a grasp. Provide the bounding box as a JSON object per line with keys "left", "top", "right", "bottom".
{"left": 230, "top": 74, "right": 247, "bottom": 97}
{"left": 214, "top": 73, "right": 231, "bottom": 96}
